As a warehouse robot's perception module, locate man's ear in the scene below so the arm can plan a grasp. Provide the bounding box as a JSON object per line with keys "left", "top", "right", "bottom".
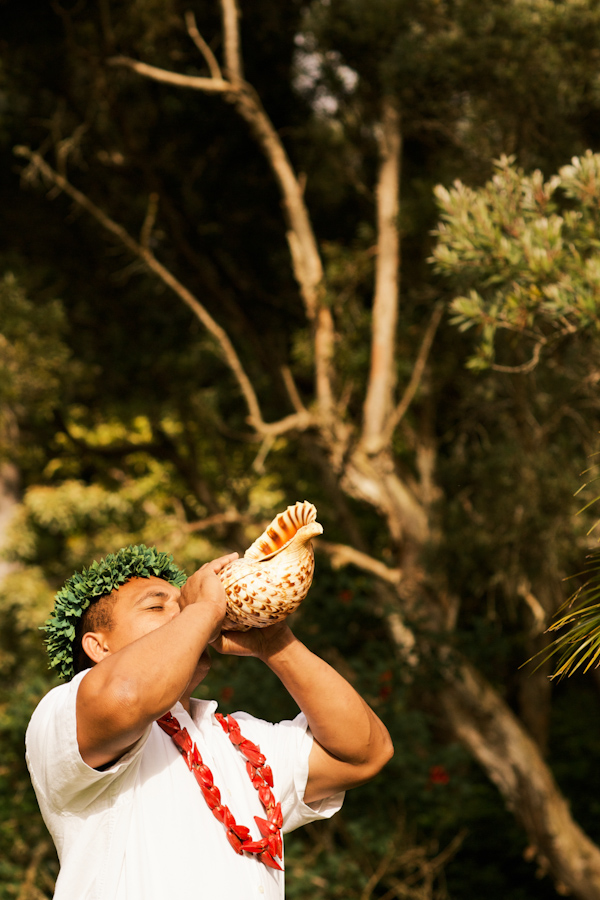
{"left": 81, "top": 631, "right": 111, "bottom": 666}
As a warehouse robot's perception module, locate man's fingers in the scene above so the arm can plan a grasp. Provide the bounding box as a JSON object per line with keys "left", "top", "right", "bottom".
{"left": 205, "top": 551, "right": 239, "bottom": 574}
{"left": 179, "top": 553, "right": 239, "bottom": 610}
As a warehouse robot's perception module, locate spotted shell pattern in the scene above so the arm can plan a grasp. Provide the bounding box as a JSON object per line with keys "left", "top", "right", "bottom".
{"left": 219, "top": 501, "right": 323, "bottom": 631}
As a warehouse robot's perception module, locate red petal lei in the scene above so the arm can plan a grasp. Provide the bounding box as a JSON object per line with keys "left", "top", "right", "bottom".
{"left": 157, "top": 711, "right": 283, "bottom": 871}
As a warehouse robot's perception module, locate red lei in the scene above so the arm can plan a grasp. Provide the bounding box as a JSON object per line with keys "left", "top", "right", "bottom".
{"left": 157, "top": 711, "right": 283, "bottom": 870}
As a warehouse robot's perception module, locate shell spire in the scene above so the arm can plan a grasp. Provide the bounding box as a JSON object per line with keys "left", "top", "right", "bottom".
{"left": 218, "top": 501, "right": 323, "bottom": 631}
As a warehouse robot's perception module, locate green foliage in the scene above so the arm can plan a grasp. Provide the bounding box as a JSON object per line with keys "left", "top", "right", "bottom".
{"left": 43, "top": 544, "right": 187, "bottom": 680}
{"left": 431, "top": 153, "right": 600, "bottom": 370}
{"left": 3, "top": 0, "right": 600, "bottom": 897}
{"left": 300, "top": 0, "right": 600, "bottom": 174}
{"left": 0, "top": 271, "right": 72, "bottom": 455}
{"left": 0, "top": 677, "right": 59, "bottom": 898}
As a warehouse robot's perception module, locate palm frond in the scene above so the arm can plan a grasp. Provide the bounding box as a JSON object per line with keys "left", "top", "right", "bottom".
{"left": 527, "top": 548, "right": 600, "bottom": 679}
{"left": 575, "top": 459, "right": 600, "bottom": 534}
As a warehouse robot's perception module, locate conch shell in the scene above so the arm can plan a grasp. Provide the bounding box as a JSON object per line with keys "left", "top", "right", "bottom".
{"left": 219, "top": 501, "right": 323, "bottom": 631}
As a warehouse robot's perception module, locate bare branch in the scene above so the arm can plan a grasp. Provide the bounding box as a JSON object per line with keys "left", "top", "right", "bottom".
{"left": 315, "top": 305, "right": 338, "bottom": 427}
{"left": 386, "top": 611, "right": 419, "bottom": 667}
{"left": 220, "top": 0, "right": 243, "bottom": 82}
{"left": 108, "top": 49, "right": 324, "bottom": 324}
{"left": 427, "top": 828, "right": 468, "bottom": 873}
{"left": 492, "top": 316, "right": 581, "bottom": 375}
{"left": 107, "top": 56, "right": 230, "bottom": 93}
{"left": 14, "top": 146, "right": 316, "bottom": 439}
{"left": 518, "top": 581, "right": 549, "bottom": 636}
{"left": 140, "top": 191, "right": 159, "bottom": 250}
{"left": 360, "top": 841, "right": 399, "bottom": 900}
{"left": 318, "top": 539, "right": 403, "bottom": 585}
{"left": 55, "top": 122, "right": 87, "bottom": 176}
{"left": 252, "top": 433, "right": 276, "bottom": 472}
{"left": 491, "top": 340, "right": 543, "bottom": 374}
{"left": 269, "top": 410, "right": 315, "bottom": 435}
{"left": 107, "top": 7, "right": 337, "bottom": 427}
{"left": 183, "top": 510, "right": 247, "bottom": 532}
{"left": 361, "top": 96, "right": 402, "bottom": 454}
{"left": 384, "top": 302, "right": 444, "bottom": 442}
{"left": 280, "top": 365, "right": 307, "bottom": 414}
{"left": 184, "top": 10, "right": 222, "bottom": 80}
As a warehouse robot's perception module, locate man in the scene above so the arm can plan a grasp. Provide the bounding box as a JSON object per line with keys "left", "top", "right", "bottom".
{"left": 26, "top": 543, "right": 393, "bottom": 899}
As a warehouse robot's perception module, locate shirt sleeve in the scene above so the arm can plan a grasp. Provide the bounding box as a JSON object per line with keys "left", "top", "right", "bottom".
{"left": 26, "top": 671, "right": 150, "bottom": 814}
{"left": 232, "top": 710, "right": 344, "bottom": 834}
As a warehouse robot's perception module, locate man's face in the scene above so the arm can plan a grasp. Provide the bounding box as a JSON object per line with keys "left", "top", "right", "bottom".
{"left": 93, "top": 575, "right": 212, "bottom": 683}
{"left": 105, "top": 575, "right": 182, "bottom": 651}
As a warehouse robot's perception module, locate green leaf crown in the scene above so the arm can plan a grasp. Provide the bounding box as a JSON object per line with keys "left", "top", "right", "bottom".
{"left": 42, "top": 544, "right": 187, "bottom": 681}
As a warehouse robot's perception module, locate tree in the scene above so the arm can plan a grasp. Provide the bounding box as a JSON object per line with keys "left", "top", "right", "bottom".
{"left": 3, "top": 0, "right": 600, "bottom": 897}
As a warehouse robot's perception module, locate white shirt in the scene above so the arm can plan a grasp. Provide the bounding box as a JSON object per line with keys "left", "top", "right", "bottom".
{"left": 26, "top": 671, "right": 344, "bottom": 900}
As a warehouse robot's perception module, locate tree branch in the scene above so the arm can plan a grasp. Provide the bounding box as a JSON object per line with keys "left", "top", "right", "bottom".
{"left": 183, "top": 510, "right": 247, "bottom": 532}
{"left": 361, "top": 96, "right": 402, "bottom": 454}
{"left": 184, "top": 10, "right": 223, "bottom": 80}
{"left": 280, "top": 365, "right": 307, "bottom": 414}
{"left": 220, "top": 0, "right": 243, "bottom": 82}
{"left": 107, "top": 55, "right": 230, "bottom": 92}
{"left": 491, "top": 340, "right": 544, "bottom": 374}
{"left": 140, "top": 191, "right": 159, "bottom": 250}
{"left": 314, "top": 305, "right": 338, "bottom": 432}
{"left": 384, "top": 302, "right": 444, "bottom": 442}
{"left": 318, "top": 539, "right": 403, "bottom": 585}
{"left": 107, "top": 5, "right": 339, "bottom": 426}
{"left": 15, "top": 146, "right": 314, "bottom": 438}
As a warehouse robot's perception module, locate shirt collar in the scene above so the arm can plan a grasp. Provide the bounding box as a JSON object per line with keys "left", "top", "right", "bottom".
{"left": 186, "top": 697, "right": 219, "bottom": 728}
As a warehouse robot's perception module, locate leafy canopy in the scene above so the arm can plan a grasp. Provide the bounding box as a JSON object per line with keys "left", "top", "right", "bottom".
{"left": 431, "top": 152, "right": 600, "bottom": 370}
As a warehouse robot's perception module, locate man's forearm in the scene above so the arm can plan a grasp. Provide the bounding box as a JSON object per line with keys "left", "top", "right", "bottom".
{"left": 261, "top": 630, "right": 391, "bottom": 766}
{"left": 77, "top": 603, "right": 220, "bottom": 767}
{"left": 93, "top": 604, "right": 219, "bottom": 716}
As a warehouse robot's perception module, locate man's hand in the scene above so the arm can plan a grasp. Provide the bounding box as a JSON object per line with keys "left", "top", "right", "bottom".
{"left": 180, "top": 552, "right": 238, "bottom": 643}
{"left": 210, "top": 620, "right": 294, "bottom": 660}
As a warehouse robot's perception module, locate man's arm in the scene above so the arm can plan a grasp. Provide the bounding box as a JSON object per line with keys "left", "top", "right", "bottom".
{"left": 210, "top": 624, "right": 394, "bottom": 804}
{"left": 76, "top": 554, "right": 236, "bottom": 769}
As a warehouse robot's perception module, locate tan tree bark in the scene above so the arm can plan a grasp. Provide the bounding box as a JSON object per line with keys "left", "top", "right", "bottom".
{"left": 361, "top": 96, "right": 402, "bottom": 456}
{"left": 441, "top": 661, "right": 600, "bottom": 898}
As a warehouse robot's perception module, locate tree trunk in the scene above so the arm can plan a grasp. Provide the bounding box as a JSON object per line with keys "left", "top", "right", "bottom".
{"left": 440, "top": 660, "right": 600, "bottom": 899}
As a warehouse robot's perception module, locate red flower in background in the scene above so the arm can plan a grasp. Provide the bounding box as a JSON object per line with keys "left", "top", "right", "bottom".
{"left": 378, "top": 669, "right": 393, "bottom": 700}
{"left": 428, "top": 764, "right": 450, "bottom": 786}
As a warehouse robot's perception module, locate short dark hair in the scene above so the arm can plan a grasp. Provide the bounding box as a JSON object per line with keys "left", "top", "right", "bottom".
{"left": 72, "top": 591, "right": 119, "bottom": 675}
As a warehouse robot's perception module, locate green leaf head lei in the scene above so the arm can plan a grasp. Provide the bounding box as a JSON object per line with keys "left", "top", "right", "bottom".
{"left": 42, "top": 544, "right": 187, "bottom": 681}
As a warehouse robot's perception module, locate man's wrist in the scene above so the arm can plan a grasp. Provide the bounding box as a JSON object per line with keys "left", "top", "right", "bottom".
{"left": 180, "top": 601, "right": 225, "bottom": 642}
{"left": 258, "top": 625, "right": 303, "bottom": 667}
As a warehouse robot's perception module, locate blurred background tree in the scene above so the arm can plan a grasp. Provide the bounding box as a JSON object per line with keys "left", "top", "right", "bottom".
{"left": 1, "top": 0, "right": 600, "bottom": 898}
